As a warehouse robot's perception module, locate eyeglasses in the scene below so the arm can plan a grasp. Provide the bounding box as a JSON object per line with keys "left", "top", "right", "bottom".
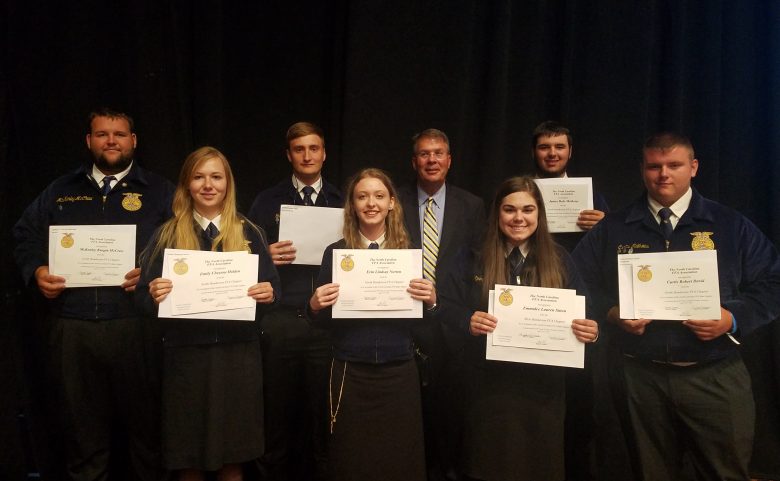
{"left": 415, "top": 150, "right": 448, "bottom": 161}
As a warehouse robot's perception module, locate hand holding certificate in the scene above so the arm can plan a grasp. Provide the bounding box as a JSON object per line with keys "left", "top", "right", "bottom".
{"left": 320, "top": 249, "right": 426, "bottom": 319}
{"left": 618, "top": 250, "right": 721, "bottom": 321}
{"left": 49, "top": 225, "right": 136, "bottom": 287}
{"left": 481, "top": 285, "right": 590, "bottom": 368}
{"left": 533, "top": 178, "right": 594, "bottom": 233}
{"left": 156, "top": 248, "right": 259, "bottom": 321}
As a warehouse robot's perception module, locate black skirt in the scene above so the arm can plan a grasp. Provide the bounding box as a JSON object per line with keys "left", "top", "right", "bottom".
{"left": 461, "top": 361, "right": 566, "bottom": 481}
{"left": 328, "top": 359, "right": 426, "bottom": 481}
{"left": 162, "top": 340, "right": 264, "bottom": 471}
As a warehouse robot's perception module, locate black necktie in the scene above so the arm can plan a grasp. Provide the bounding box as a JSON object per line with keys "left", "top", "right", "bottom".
{"left": 507, "top": 247, "right": 524, "bottom": 285}
{"left": 302, "top": 185, "right": 315, "bottom": 206}
{"left": 368, "top": 242, "right": 379, "bottom": 249}
{"left": 205, "top": 222, "right": 219, "bottom": 241}
{"left": 101, "top": 176, "right": 116, "bottom": 196}
{"left": 659, "top": 207, "right": 674, "bottom": 241}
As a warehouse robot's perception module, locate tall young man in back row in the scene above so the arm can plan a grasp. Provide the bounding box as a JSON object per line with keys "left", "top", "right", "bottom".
{"left": 248, "top": 122, "right": 343, "bottom": 481}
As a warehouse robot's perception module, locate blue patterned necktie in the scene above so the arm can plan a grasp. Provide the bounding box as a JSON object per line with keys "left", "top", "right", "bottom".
{"left": 302, "top": 185, "right": 315, "bottom": 206}
{"left": 205, "top": 222, "right": 219, "bottom": 241}
{"left": 507, "top": 247, "right": 524, "bottom": 285}
{"left": 368, "top": 242, "right": 379, "bottom": 249}
{"left": 659, "top": 207, "right": 674, "bottom": 245}
{"left": 101, "top": 176, "right": 116, "bottom": 196}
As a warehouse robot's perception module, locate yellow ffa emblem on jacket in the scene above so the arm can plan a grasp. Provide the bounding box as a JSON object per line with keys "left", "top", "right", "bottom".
{"left": 340, "top": 254, "right": 354, "bottom": 271}
{"left": 637, "top": 265, "right": 652, "bottom": 282}
{"left": 690, "top": 232, "right": 715, "bottom": 250}
{"left": 498, "top": 288, "right": 513, "bottom": 306}
{"left": 60, "top": 233, "right": 75, "bottom": 248}
{"left": 173, "top": 258, "right": 189, "bottom": 275}
{"left": 121, "top": 193, "right": 143, "bottom": 212}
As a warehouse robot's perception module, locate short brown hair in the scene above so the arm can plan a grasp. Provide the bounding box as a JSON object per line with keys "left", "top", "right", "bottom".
{"left": 532, "top": 121, "right": 572, "bottom": 147}
{"left": 87, "top": 108, "right": 135, "bottom": 133}
{"left": 643, "top": 132, "right": 695, "bottom": 159}
{"left": 412, "top": 128, "right": 450, "bottom": 154}
{"left": 286, "top": 122, "right": 325, "bottom": 147}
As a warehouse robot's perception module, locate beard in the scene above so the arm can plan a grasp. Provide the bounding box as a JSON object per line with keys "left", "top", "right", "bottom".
{"left": 93, "top": 150, "right": 134, "bottom": 174}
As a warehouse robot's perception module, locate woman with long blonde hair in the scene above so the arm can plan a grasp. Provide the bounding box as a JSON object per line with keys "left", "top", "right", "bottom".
{"left": 137, "top": 146, "right": 279, "bottom": 481}
{"left": 440, "top": 176, "right": 598, "bottom": 481}
{"left": 308, "top": 168, "right": 435, "bottom": 481}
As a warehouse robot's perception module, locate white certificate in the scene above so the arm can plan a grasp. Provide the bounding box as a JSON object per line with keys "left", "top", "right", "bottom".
{"left": 158, "top": 248, "right": 258, "bottom": 320}
{"left": 533, "top": 177, "right": 593, "bottom": 233}
{"left": 486, "top": 289, "right": 586, "bottom": 368}
{"left": 278, "top": 205, "right": 344, "bottom": 265}
{"left": 618, "top": 250, "right": 720, "bottom": 320}
{"left": 49, "top": 225, "right": 136, "bottom": 287}
{"left": 492, "top": 285, "right": 580, "bottom": 351}
{"left": 331, "top": 249, "right": 423, "bottom": 319}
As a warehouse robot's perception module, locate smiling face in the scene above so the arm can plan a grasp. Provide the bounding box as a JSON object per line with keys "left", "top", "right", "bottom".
{"left": 352, "top": 176, "right": 395, "bottom": 237}
{"left": 642, "top": 146, "right": 698, "bottom": 207}
{"left": 86, "top": 116, "right": 137, "bottom": 174}
{"left": 189, "top": 156, "right": 227, "bottom": 219}
{"left": 412, "top": 136, "right": 452, "bottom": 195}
{"left": 534, "top": 134, "right": 572, "bottom": 178}
{"left": 498, "top": 191, "right": 539, "bottom": 246}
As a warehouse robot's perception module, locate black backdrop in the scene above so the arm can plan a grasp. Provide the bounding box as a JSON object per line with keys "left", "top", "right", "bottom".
{"left": 2, "top": 0, "right": 779, "bottom": 479}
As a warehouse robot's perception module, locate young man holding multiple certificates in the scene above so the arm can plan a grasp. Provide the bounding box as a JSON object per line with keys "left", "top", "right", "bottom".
{"left": 573, "top": 132, "right": 780, "bottom": 480}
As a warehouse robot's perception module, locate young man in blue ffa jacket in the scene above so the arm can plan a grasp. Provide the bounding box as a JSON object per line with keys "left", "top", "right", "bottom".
{"left": 13, "top": 108, "right": 174, "bottom": 481}
{"left": 531, "top": 121, "right": 610, "bottom": 252}
{"left": 398, "top": 128, "right": 486, "bottom": 481}
{"left": 247, "top": 122, "right": 343, "bottom": 481}
{"left": 573, "top": 132, "right": 780, "bottom": 481}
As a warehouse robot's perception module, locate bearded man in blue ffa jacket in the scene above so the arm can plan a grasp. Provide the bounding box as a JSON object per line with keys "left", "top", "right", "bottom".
{"left": 13, "top": 108, "right": 174, "bottom": 481}
{"left": 398, "top": 128, "right": 486, "bottom": 481}
{"left": 573, "top": 132, "right": 780, "bottom": 481}
{"left": 247, "top": 122, "right": 343, "bottom": 481}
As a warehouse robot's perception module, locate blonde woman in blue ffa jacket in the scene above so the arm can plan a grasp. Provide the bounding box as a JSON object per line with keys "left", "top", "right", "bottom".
{"left": 439, "top": 176, "right": 598, "bottom": 481}
{"left": 573, "top": 132, "right": 780, "bottom": 481}
{"left": 307, "top": 168, "right": 437, "bottom": 481}
{"left": 136, "top": 146, "right": 280, "bottom": 481}
{"left": 13, "top": 109, "right": 174, "bottom": 481}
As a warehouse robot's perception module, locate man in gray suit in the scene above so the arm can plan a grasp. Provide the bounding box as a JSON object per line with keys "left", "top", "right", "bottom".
{"left": 398, "top": 128, "right": 486, "bottom": 481}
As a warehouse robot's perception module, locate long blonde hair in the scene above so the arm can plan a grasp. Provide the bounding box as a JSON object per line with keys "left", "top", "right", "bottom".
{"left": 143, "top": 146, "right": 249, "bottom": 263}
{"left": 481, "top": 176, "right": 565, "bottom": 302}
{"left": 342, "top": 168, "right": 410, "bottom": 249}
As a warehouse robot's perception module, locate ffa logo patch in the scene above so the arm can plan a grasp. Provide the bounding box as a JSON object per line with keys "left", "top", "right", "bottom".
{"left": 340, "top": 254, "right": 354, "bottom": 271}
{"left": 636, "top": 265, "right": 652, "bottom": 282}
{"left": 498, "top": 288, "right": 513, "bottom": 306}
{"left": 60, "top": 233, "right": 74, "bottom": 248}
{"left": 690, "top": 232, "right": 715, "bottom": 250}
{"left": 121, "top": 193, "right": 143, "bottom": 211}
{"left": 173, "top": 258, "right": 189, "bottom": 275}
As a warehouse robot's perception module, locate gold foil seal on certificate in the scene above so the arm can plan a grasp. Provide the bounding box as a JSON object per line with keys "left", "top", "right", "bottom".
{"left": 122, "top": 193, "right": 143, "bottom": 211}
{"left": 498, "top": 288, "right": 513, "bottom": 306}
{"left": 690, "top": 232, "right": 715, "bottom": 250}
{"left": 637, "top": 265, "right": 652, "bottom": 282}
{"left": 340, "top": 254, "right": 354, "bottom": 272}
{"left": 60, "top": 233, "right": 74, "bottom": 248}
{"left": 173, "top": 258, "right": 189, "bottom": 275}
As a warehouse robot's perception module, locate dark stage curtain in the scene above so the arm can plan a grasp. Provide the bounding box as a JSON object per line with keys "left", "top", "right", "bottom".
{"left": 2, "top": 1, "right": 779, "bottom": 479}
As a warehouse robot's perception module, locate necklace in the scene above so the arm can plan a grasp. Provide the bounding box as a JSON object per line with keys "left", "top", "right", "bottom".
{"left": 329, "top": 358, "right": 347, "bottom": 434}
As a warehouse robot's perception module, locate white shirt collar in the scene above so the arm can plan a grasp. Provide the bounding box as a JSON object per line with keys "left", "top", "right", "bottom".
{"left": 292, "top": 175, "right": 323, "bottom": 193}
{"left": 647, "top": 187, "right": 693, "bottom": 225}
{"left": 193, "top": 211, "right": 222, "bottom": 230}
{"left": 92, "top": 161, "right": 133, "bottom": 185}
{"left": 359, "top": 231, "right": 386, "bottom": 248}
{"left": 505, "top": 241, "right": 530, "bottom": 258}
